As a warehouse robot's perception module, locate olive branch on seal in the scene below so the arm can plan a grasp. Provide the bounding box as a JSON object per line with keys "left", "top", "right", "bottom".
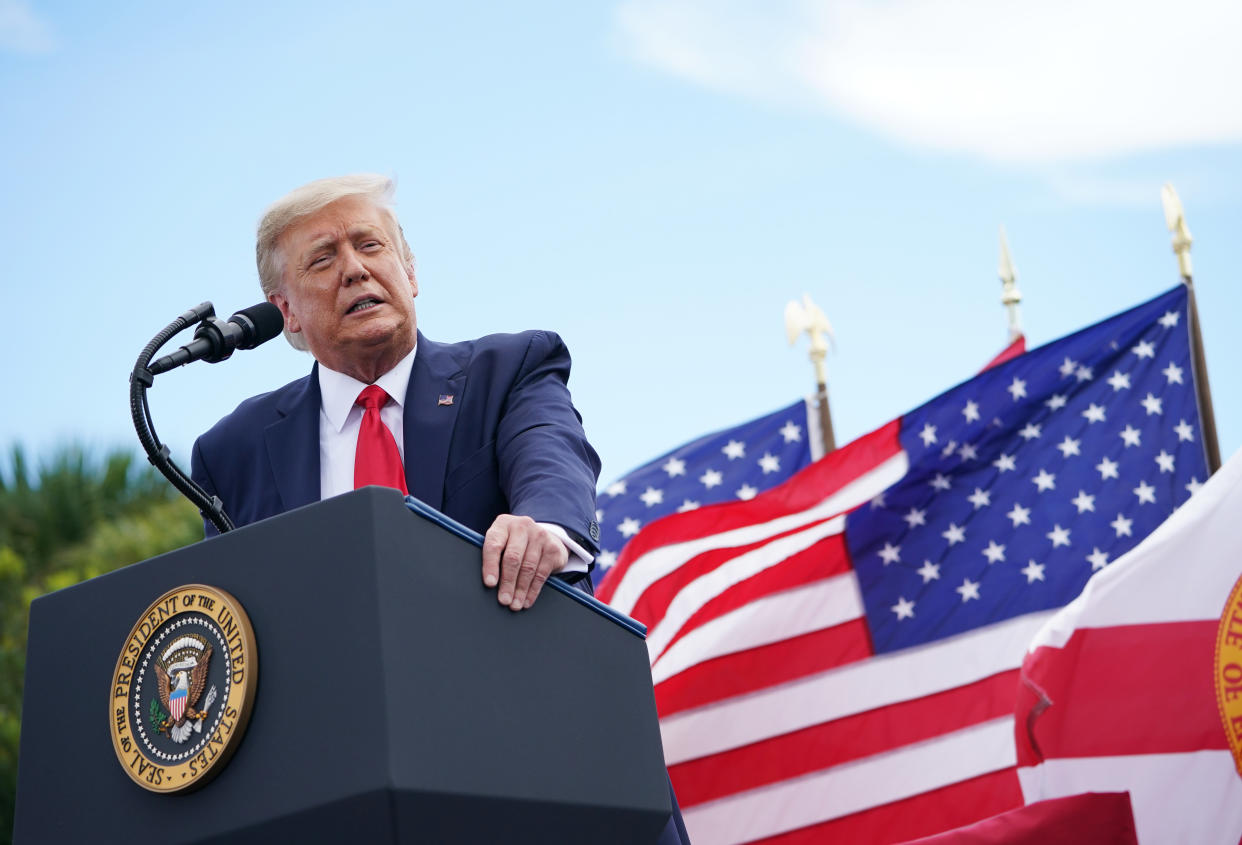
{"left": 148, "top": 697, "right": 170, "bottom": 732}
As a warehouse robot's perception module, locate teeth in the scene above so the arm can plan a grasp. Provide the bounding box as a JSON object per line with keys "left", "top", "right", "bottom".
{"left": 349, "top": 299, "right": 379, "bottom": 314}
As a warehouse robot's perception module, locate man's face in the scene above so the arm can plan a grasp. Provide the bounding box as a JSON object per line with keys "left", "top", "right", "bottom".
{"left": 269, "top": 195, "right": 418, "bottom": 377}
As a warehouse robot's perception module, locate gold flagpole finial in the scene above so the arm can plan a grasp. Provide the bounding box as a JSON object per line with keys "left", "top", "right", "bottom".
{"left": 785, "top": 294, "right": 836, "bottom": 454}
{"left": 785, "top": 294, "right": 834, "bottom": 385}
{"left": 998, "top": 224, "right": 1023, "bottom": 342}
{"left": 1161, "top": 183, "right": 1193, "bottom": 281}
{"left": 1160, "top": 183, "right": 1219, "bottom": 470}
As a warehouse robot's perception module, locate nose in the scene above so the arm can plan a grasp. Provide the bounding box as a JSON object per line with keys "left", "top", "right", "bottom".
{"left": 341, "top": 246, "right": 369, "bottom": 285}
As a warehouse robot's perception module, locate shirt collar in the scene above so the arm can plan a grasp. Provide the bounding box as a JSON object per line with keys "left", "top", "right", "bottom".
{"left": 317, "top": 344, "right": 418, "bottom": 433}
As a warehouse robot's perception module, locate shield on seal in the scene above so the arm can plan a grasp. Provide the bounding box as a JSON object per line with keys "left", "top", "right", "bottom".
{"left": 169, "top": 674, "right": 188, "bottom": 722}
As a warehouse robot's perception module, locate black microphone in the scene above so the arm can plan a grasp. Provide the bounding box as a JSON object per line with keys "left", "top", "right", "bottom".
{"left": 148, "top": 302, "right": 285, "bottom": 375}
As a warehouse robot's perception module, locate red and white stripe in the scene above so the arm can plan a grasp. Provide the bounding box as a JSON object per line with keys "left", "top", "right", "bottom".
{"left": 600, "top": 421, "right": 1054, "bottom": 843}
{"left": 1017, "top": 447, "right": 1242, "bottom": 843}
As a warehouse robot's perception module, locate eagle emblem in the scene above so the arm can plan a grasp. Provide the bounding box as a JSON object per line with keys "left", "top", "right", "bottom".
{"left": 110, "top": 584, "right": 258, "bottom": 792}
{"left": 153, "top": 634, "right": 217, "bottom": 743}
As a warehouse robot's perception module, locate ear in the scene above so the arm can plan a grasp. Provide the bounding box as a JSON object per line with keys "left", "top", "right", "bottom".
{"left": 268, "top": 290, "right": 301, "bottom": 334}
{"left": 405, "top": 258, "right": 418, "bottom": 299}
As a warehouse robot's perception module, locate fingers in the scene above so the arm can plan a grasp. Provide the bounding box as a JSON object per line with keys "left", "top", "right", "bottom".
{"left": 495, "top": 522, "right": 527, "bottom": 609}
{"left": 481, "top": 520, "right": 508, "bottom": 590}
{"left": 481, "top": 515, "right": 569, "bottom": 611}
{"left": 510, "top": 538, "right": 543, "bottom": 610}
{"left": 531, "top": 541, "right": 569, "bottom": 607}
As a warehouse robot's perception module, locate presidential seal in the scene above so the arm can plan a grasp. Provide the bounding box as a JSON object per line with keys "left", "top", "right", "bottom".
{"left": 1215, "top": 571, "right": 1242, "bottom": 778}
{"left": 109, "top": 584, "right": 257, "bottom": 792}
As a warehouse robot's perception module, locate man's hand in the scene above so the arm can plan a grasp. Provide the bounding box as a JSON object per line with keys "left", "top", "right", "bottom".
{"left": 481, "top": 514, "right": 569, "bottom": 611}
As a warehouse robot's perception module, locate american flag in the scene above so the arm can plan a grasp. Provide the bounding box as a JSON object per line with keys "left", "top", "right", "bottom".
{"left": 598, "top": 286, "right": 1208, "bottom": 844}
{"left": 592, "top": 398, "right": 819, "bottom": 588}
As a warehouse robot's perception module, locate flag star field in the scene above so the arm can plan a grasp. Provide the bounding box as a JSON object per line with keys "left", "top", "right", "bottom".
{"left": 850, "top": 287, "right": 1205, "bottom": 653}
{"left": 592, "top": 400, "right": 814, "bottom": 583}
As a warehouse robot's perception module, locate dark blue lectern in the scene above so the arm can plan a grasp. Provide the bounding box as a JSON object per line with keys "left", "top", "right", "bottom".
{"left": 15, "top": 487, "right": 671, "bottom": 843}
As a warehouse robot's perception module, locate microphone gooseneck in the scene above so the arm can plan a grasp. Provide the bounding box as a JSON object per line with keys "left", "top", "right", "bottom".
{"left": 131, "top": 301, "right": 285, "bottom": 534}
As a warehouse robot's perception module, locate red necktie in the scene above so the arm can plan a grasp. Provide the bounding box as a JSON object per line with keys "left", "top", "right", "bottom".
{"left": 353, "top": 385, "right": 409, "bottom": 494}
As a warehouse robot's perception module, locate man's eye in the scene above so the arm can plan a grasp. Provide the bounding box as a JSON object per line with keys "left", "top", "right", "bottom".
{"left": 310, "top": 254, "right": 331, "bottom": 267}
{"left": 361, "top": 240, "right": 382, "bottom": 251}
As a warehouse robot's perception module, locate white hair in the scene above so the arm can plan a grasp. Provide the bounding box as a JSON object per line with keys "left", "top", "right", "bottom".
{"left": 256, "top": 173, "right": 413, "bottom": 350}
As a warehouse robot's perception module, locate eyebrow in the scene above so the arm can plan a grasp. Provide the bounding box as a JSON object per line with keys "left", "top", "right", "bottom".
{"left": 348, "top": 223, "right": 387, "bottom": 240}
{"left": 299, "top": 224, "right": 388, "bottom": 264}
{"left": 303, "top": 235, "right": 338, "bottom": 257}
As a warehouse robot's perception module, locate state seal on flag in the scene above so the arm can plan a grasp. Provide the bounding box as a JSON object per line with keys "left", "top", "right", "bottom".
{"left": 108, "top": 584, "right": 257, "bottom": 793}
{"left": 1215, "top": 572, "right": 1242, "bottom": 778}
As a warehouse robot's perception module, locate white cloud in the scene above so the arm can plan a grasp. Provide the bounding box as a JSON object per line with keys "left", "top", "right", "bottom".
{"left": 616, "top": 0, "right": 810, "bottom": 102}
{"left": 616, "top": 0, "right": 1242, "bottom": 163}
{"left": 0, "top": 0, "right": 55, "bottom": 54}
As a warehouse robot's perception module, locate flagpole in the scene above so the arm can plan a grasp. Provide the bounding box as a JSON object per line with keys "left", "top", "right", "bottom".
{"left": 785, "top": 294, "right": 836, "bottom": 455}
{"left": 1162, "top": 183, "right": 1221, "bottom": 473}
{"left": 998, "top": 225, "right": 1023, "bottom": 343}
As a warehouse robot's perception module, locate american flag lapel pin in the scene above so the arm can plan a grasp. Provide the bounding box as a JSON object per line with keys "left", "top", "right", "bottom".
{"left": 437, "top": 394, "right": 454, "bottom": 406}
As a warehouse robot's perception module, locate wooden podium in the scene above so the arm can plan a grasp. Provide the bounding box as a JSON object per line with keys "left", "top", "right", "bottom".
{"left": 15, "top": 488, "right": 670, "bottom": 843}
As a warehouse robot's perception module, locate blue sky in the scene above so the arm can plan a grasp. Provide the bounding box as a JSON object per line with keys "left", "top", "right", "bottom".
{"left": 1, "top": 0, "right": 1239, "bottom": 489}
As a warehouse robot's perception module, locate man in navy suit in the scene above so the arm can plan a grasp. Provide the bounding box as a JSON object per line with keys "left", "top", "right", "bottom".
{"left": 191, "top": 174, "right": 691, "bottom": 843}
{"left": 191, "top": 174, "right": 601, "bottom": 609}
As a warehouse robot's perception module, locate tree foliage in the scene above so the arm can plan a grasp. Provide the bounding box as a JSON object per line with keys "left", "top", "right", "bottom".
{"left": 0, "top": 445, "right": 202, "bottom": 842}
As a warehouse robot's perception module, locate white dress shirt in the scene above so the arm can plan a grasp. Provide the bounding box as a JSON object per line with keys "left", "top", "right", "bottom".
{"left": 317, "top": 346, "right": 418, "bottom": 498}
{"left": 315, "top": 345, "right": 590, "bottom": 572}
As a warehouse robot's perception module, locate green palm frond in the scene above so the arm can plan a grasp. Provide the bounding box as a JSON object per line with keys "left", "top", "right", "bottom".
{"left": 0, "top": 443, "right": 202, "bottom": 842}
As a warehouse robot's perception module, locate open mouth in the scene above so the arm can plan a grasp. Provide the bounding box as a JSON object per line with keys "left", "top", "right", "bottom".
{"left": 347, "top": 298, "right": 381, "bottom": 314}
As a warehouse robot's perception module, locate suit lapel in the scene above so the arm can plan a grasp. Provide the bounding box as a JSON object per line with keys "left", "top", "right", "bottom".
{"left": 403, "top": 332, "right": 464, "bottom": 510}
{"left": 264, "top": 365, "right": 322, "bottom": 513}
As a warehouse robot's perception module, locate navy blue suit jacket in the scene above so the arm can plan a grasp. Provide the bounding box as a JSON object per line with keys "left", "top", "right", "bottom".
{"left": 191, "top": 329, "right": 602, "bottom": 558}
